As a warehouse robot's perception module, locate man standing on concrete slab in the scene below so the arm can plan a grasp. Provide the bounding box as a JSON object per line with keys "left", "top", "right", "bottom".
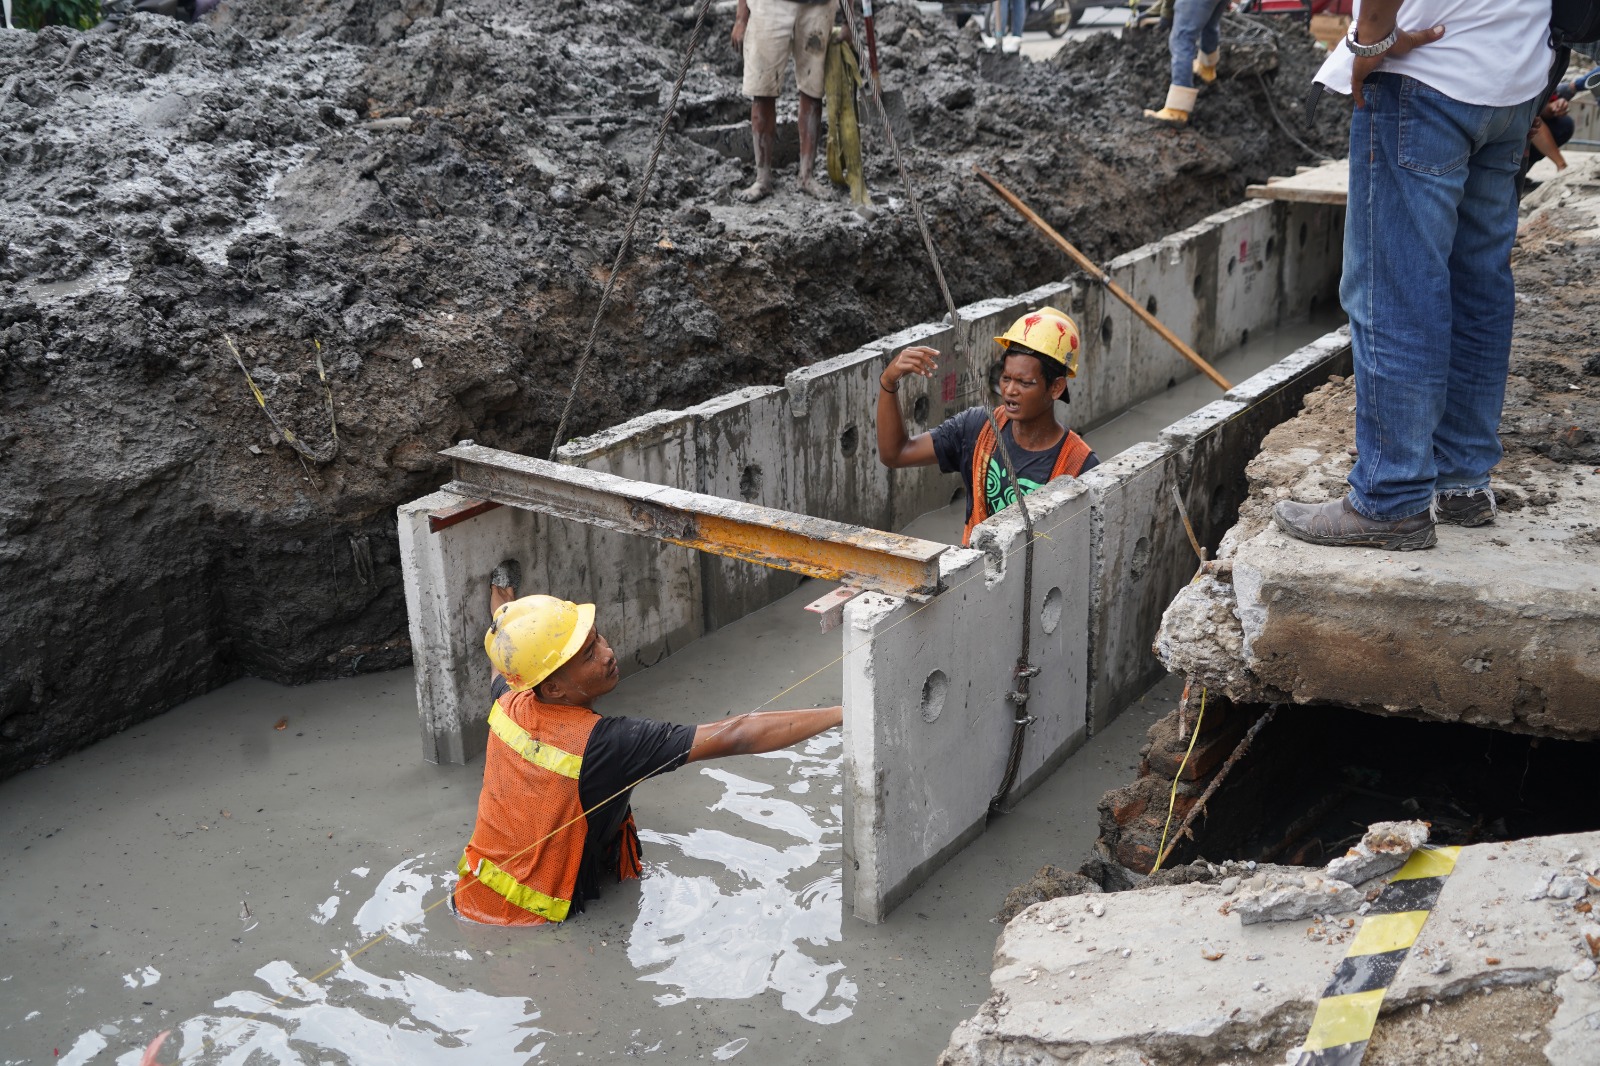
{"left": 875, "top": 307, "right": 1101, "bottom": 547}
{"left": 732, "top": 0, "right": 838, "bottom": 202}
{"left": 452, "top": 582, "right": 842, "bottom": 927}
{"left": 1274, "top": 0, "right": 1551, "bottom": 551}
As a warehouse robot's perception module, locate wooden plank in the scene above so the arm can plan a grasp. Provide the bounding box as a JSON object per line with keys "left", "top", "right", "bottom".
{"left": 1245, "top": 158, "right": 1349, "bottom": 205}
{"left": 440, "top": 444, "right": 949, "bottom": 600}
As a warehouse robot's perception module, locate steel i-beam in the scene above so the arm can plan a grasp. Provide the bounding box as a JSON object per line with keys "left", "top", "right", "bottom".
{"left": 441, "top": 444, "right": 949, "bottom": 600}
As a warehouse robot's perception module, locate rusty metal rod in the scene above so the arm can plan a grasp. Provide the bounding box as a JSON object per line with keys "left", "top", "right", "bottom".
{"left": 1153, "top": 704, "right": 1277, "bottom": 870}
{"left": 973, "top": 166, "right": 1233, "bottom": 392}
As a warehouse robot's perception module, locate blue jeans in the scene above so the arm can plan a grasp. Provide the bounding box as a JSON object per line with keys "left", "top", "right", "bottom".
{"left": 1343, "top": 74, "right": 1539, "bottom": 521}
{"left": 1168, "top": 0, "right": 1225, "bottom": 88}
{"left": 1000, "top": 0, "right": 1025, "bottom": 36}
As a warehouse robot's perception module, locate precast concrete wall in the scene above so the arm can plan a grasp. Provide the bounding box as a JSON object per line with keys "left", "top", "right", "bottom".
{"left": 842, "top": 475, "right": 1093, "bottom": 924}
{"left": 399, "top": 198, "right": 1343, "bottom": 765}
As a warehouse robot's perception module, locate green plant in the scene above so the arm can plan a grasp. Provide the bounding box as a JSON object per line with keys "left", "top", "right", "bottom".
{"left": 13, "top": 0, "right": 102, "bottom": 30}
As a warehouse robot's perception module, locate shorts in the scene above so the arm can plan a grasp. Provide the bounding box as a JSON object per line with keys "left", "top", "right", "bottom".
{"left": 742, "top": 0, "right": 834, "bottom": 100}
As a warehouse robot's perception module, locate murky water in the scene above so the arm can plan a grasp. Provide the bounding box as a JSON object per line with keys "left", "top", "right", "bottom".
{"left": 0, "top": 321, "right": 1338, "bottom": 1065}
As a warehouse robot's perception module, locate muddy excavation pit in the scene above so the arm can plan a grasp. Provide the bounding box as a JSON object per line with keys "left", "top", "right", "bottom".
{"left": 1098, "top": 702, "right": 1600, "bottom": 880}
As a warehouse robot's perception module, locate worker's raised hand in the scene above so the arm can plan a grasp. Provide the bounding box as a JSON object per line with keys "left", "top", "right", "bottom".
{"left": 882, "top": 346, "right": 940, "bottom": 390}
{"left": 1352, "top": 24, "right": 1444, "bottom": 109}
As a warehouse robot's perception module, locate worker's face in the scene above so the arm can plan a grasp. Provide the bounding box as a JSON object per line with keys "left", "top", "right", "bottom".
{"left": 998, "top": 352, "right": 1066, "bottom": 420}
{"left": 539, "top": 627, "right": 620, "bottom": 705}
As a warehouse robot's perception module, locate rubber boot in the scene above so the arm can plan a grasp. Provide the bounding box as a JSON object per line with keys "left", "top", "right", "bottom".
{"left": 1193, "top": 49, "right": 1220, "bottom": 85}
{"left": 1001, "top": 34, "right": 1022, "bottom": 54}
{"left": 1143, "top": 84, "right": 1198, "bottom": 127}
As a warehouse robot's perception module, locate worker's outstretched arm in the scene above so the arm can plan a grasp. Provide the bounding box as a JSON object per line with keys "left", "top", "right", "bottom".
{"left": 687, "top": 706, "right": 843, "bottom": 763}
{"left": 876, "top": 346, "right": 940, "bottom": 468}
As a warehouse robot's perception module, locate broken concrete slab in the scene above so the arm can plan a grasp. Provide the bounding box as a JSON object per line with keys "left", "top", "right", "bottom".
{"left": 1156, "top": 408, "right": 1600, "bottom": 739}
{"left": 940, "top": 831, "right": 1600, "bottom": 1066}
{"left": 1324, "top": 820, "right": 1431, "bottom": 887}
{"left": 1227, "top": 869, "right": 1363, "bottom": 926}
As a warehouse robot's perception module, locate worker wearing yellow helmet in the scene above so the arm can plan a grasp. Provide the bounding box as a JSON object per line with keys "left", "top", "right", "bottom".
{"left": 875, "top": 306, "right": 1100, "bottom": 546}
{"left": 453, "top": 575, "right": 842, "bottom": 927}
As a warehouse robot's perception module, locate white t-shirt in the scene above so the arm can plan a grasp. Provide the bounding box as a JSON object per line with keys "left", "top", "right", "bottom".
{"left": 1314, "top": 0, "right": 1553, "bottom": 107}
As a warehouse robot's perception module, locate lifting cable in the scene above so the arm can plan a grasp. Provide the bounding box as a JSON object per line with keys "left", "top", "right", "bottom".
{"left": 546, "top": 0, "right": 715, "bottom": 459}
{"left": 834, "top": 0, "right": 1038, "bottom": 815}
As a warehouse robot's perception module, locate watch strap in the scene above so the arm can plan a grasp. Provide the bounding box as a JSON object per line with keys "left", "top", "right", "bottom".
{"left": 1345, "top": 25, "right": 1398, "bottom": 58}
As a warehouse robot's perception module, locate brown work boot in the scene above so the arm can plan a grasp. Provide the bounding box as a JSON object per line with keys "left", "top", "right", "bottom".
{"left": 1272, "top": 497, "right": 1437, "bottom": 551}
{"left": 1433, "top": 488, "right": 1496, "bottom": 527}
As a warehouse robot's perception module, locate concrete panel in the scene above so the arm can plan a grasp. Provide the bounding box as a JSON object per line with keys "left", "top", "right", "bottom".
{"left": 842, "top": 476, "right": 1091, "bottom": 924}
{"left": 1081, "top": 442, "right": 1188, "bottom": 735}
{"left": 1278, "top": 199, "right": 1345, "bottom": 322}
{"left": 970, "top": 474, "right": 1094, "bottom": 802}
{"left": 1081, "top": 331, "right": 1356, "bottom": 735}
{"left": 689, "top": 386, "right": 807, "bottom": 631}
{"left": 1210, "top": 202, "right": 1281, "bottom": 354}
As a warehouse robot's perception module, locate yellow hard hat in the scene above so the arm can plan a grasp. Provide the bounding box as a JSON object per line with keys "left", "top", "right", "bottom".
{"left": 484, "top": 595, "right": 597, "bottom": 692}
{"left": 994, "top": 306, "right": 1080, "bottom": 378}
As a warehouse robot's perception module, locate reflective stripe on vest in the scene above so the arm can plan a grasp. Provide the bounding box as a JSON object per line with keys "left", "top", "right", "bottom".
{"left": 488, "top": 703, "right": 583, "bottom": 780}
{"left": 457, "top": 851, "right": 572, "bottom": 923}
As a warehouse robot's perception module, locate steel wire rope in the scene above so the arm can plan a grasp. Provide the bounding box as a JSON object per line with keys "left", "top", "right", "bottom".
{"left": 546, "top": 0, "right": 715, "bottom": 459}
{"left": 834, "top": 0, "right": 1039, "bottom": 814}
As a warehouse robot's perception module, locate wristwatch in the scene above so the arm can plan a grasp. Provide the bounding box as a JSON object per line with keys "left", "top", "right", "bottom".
{"left": 1345, "top": 24, "right": 1398, "bottom": 57}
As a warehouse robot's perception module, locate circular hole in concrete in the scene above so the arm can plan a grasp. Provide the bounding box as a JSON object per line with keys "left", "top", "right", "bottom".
{"left": 1145, "top": 294, "right": 1158, "bottom": 317}
{"left": 1226, "top": 256, "right": 1237, "bottom": 276}
{"left": 839, "top": 424, "right": 859, "bottom": 458}
{"left": 1130, "top": 536, "right": 1152, "bottom": 581}
{"left": 1266, "top": 236, "right": 1276, "bottom": 259}
{"left": 920, "top": 670, "right": 949, "bottom": 724}
{"left": 1041, "top": 587, "right": 1064, "bottom": 635}
{"left": 912, "top": 394, "right": 930, "bottom": 424}
{"left": 739, "top": 463, "right": 763, "bottom": 501}
{"left": 1192, "top": 273, "right": 1204, "bottom": 299}
{"left": 1100, "top": 316, "right": 1114, "bottom": 344}
{"left": 1167, "top": 376, "right": 1178, "bottom": 390}
{"left": 1241, "top": 328, "right": 1250, "bottom": 347}
{"left": 1299, "top": 221, "right": 1309, "bottom": 248}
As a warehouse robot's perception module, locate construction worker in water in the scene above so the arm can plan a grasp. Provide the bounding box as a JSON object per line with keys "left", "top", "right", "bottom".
{"left": 452, "top": 583, "right": 842, "bottom": 926}
{"left": 875, "top": 306, "right": 1100, "bottom": 546}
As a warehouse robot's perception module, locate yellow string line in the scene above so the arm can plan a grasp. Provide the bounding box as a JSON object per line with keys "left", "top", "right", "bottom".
{"left": 1150, "top": 685, "right": 1204, "bottom": 874}
{"left": 172, "top": 484, "right": 1102, "bottom": 1061}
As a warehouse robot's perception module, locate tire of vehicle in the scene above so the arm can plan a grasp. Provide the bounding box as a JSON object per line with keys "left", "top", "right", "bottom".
{"left": 1064, "top": 3, "right": 1083, "bottom": 28}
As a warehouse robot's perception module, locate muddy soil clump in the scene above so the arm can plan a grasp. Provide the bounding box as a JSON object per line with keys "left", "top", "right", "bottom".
{"left": 0, "top": 0, "right": 1348, "bottom": 774}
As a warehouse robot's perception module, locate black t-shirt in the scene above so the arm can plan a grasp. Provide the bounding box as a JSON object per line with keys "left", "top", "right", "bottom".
{"left": 929, "top": 407, "right": 1099, "bottom": 522}
{"left": 489, "top": 675, "right": 696, "bottom": 916}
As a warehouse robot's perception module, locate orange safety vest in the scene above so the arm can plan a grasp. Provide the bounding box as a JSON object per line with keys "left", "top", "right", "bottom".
{"left": 961, "top": 408, "right": 1092, "bottom": 547}
{"left": 453, "top": 691, "right": 643, "bottom": 926}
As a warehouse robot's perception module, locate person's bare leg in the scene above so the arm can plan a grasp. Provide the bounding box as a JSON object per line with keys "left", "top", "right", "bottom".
{"left": 797, "top": 91, "right": 828, "bottom": 198}
{"left": 738, "top": 96, "right": 777, "bottom": 203}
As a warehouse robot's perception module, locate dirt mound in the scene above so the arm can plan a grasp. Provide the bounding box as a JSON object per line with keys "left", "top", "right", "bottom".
{"left": 0, "top": 0, "right": 1350, "bottom": 775}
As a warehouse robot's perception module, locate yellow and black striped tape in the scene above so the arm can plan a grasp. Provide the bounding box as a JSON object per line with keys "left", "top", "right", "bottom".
{"left": 1293, "top": 846, "right": 1460, "bottom": 1066}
